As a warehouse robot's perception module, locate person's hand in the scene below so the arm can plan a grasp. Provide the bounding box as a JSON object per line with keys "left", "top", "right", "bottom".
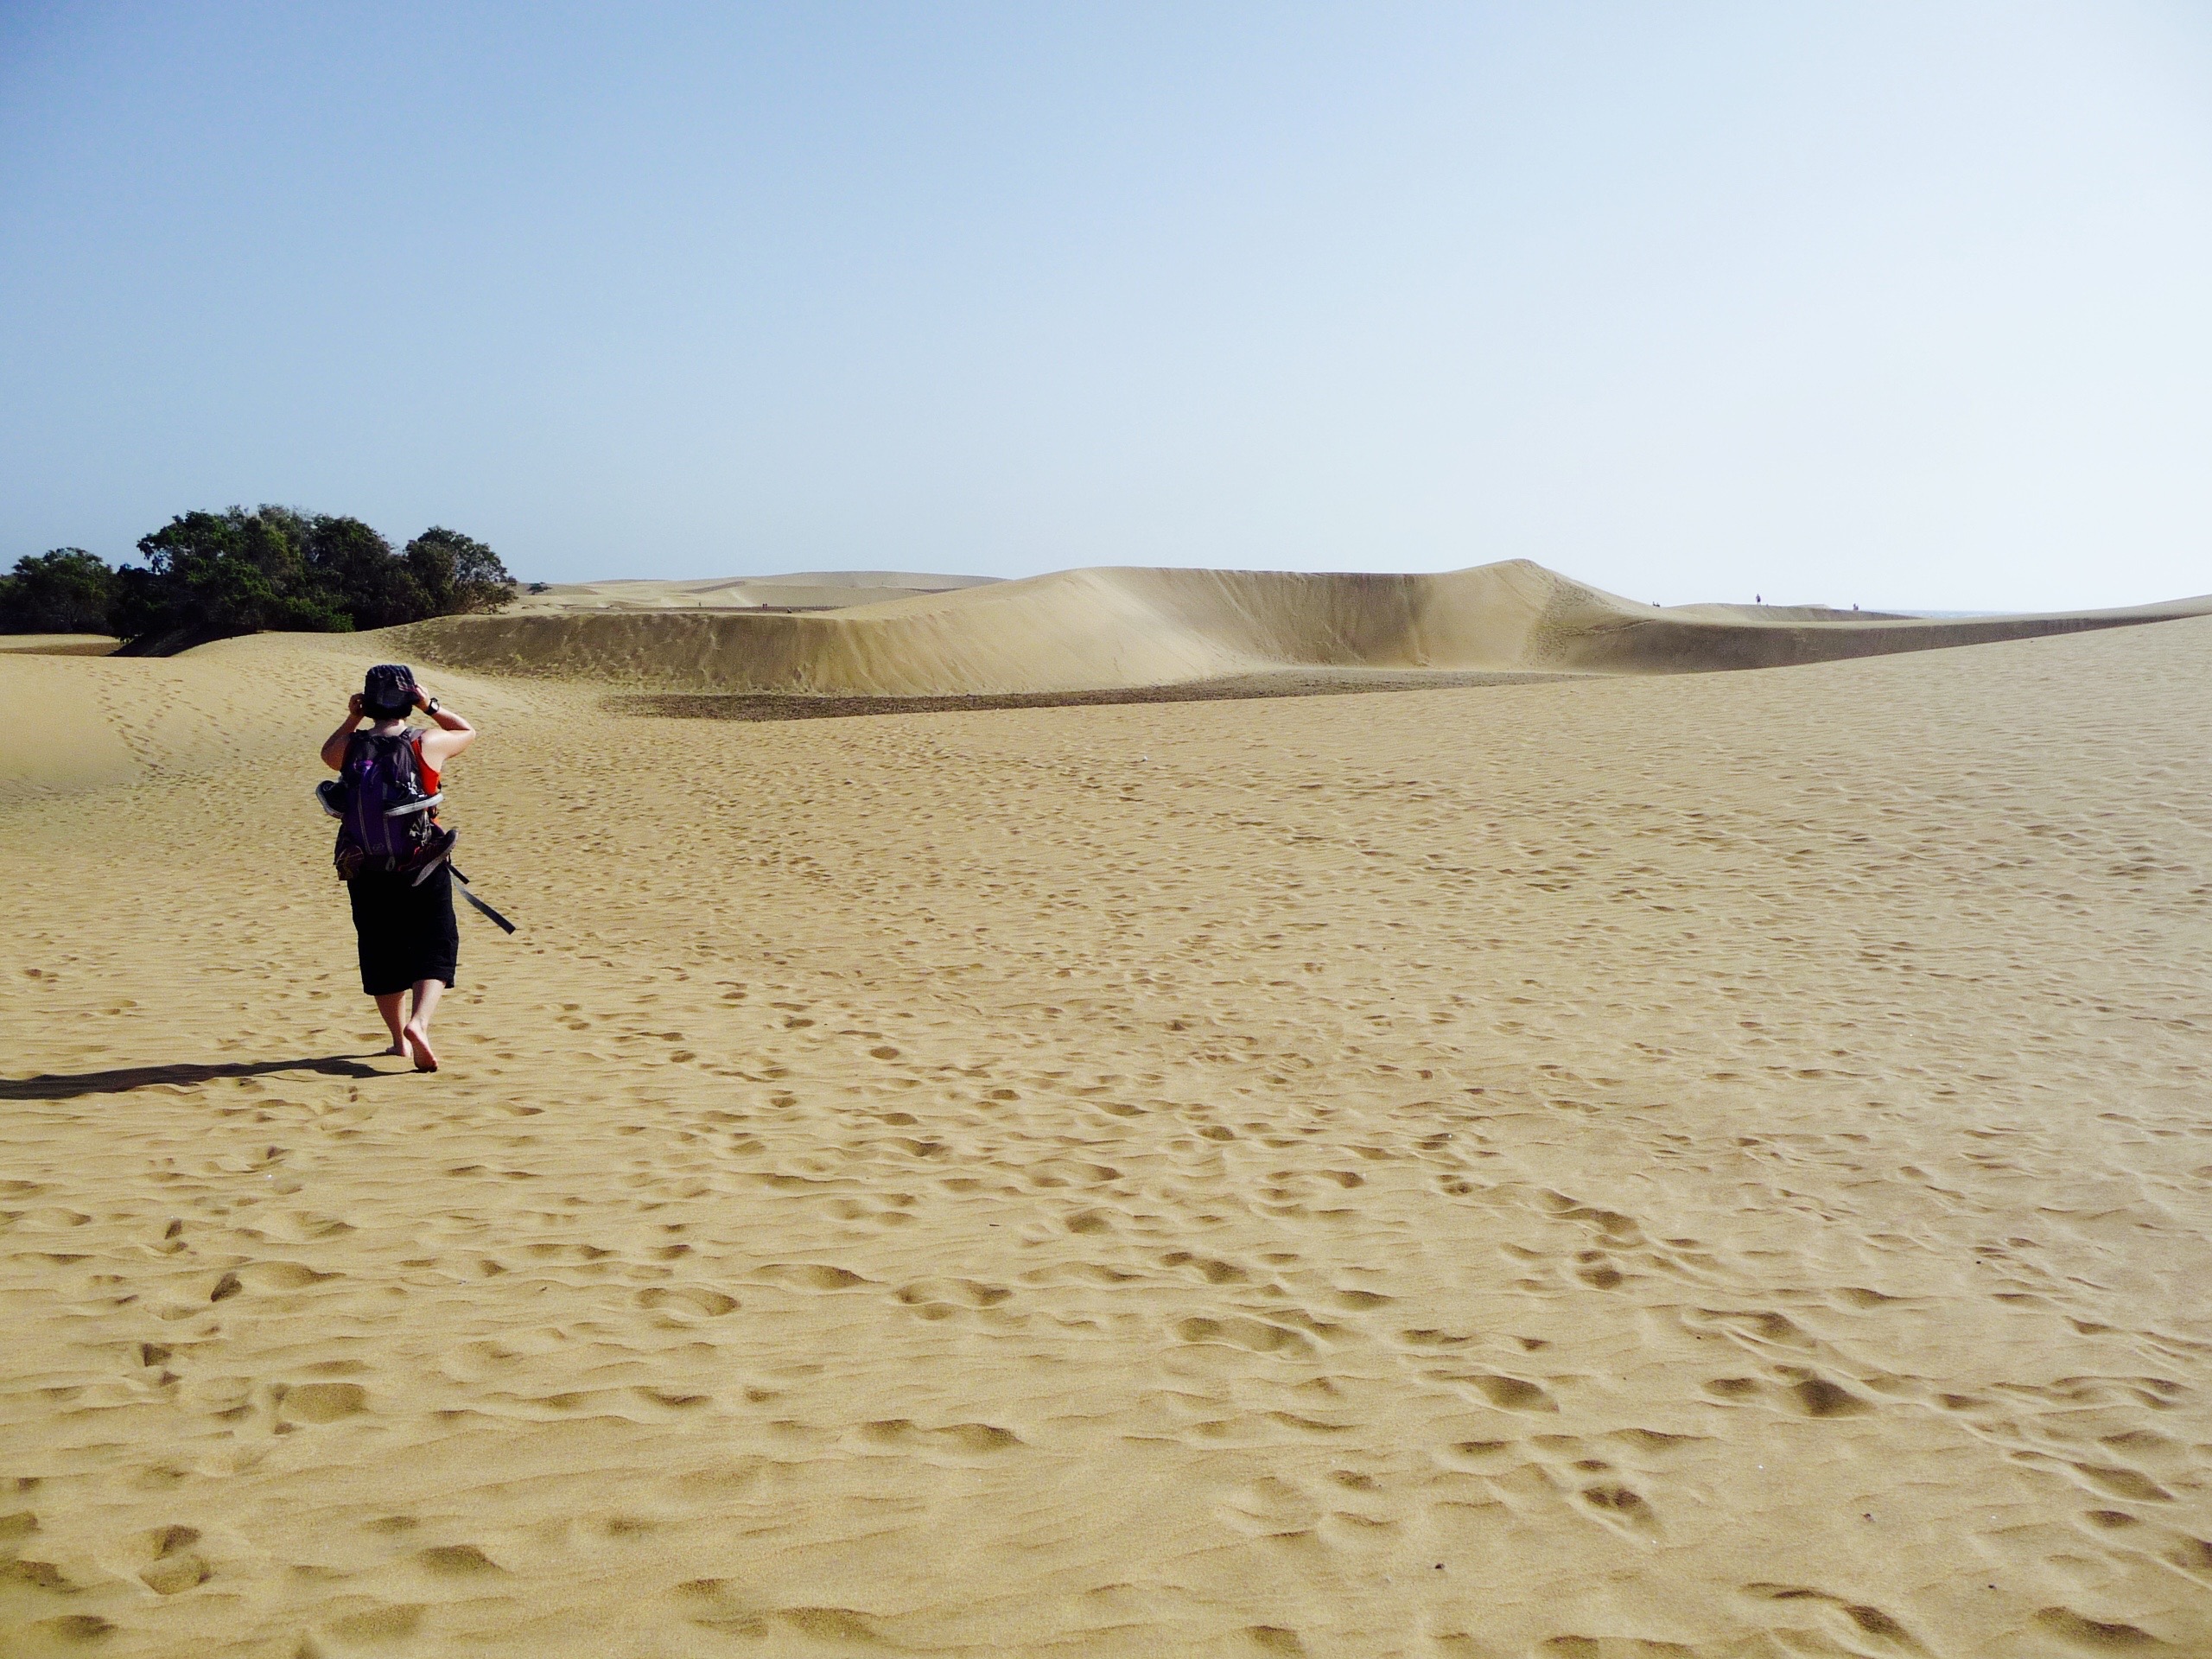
{"left": 347, "top": 693, "right": 365, "bottom": 720}
{"left": 412, "top": 684, "right": 430, "bottom": 711}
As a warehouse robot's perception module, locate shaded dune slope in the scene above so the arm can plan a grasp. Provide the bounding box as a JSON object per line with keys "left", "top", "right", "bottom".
{"left": 503, "top": 570, "right": 999, "bottom": 614}
{"left": 397, "top": 561, "right": 2212, "bottom": 698}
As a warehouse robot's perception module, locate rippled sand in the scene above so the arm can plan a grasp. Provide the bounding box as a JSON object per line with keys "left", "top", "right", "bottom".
{"left": 4, "top": 615, "right": 2211, "bottom": 1656}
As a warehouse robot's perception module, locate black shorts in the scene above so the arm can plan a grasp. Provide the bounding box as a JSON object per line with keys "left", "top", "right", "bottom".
{"left": 347, "top": 862, "right": 460, "bottom": 996}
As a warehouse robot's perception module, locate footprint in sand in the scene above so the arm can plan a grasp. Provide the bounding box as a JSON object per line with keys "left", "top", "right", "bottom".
{"left": 635, "top": 1286, "right": 740, "bottom": 1316}
{"left": 137, "top": 1524, "right": 211, "bottom": 1595}
{"left": 752, "top": 1263, "right": 872, "bottom": 1291}
{"left": 416, "top": 1543, "right": 505, "bottom": 1576}
{"left": 1462, "top": 1373, "right": 1557, "bottom": 1412}
{"left": 276, "top": 1382, "right": 368, "bottom": 1423}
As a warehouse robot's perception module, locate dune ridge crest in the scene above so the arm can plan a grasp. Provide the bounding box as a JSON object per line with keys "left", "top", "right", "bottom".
{"left": 395, "top": 560, "right": 2212, "bottom": 697}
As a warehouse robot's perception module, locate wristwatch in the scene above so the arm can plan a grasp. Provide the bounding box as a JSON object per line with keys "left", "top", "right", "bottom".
{"left": 424, "top": 697, "right": 441, "bottom": 716}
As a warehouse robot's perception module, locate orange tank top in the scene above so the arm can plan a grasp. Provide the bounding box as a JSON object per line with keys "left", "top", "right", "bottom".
{"left": 409, "top": 729, "right": 441, "bottom": 794}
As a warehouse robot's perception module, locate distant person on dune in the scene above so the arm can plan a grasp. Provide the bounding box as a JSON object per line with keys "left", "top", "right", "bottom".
{"left": 319, "top": 664, "right": 476, "bottom": 1071}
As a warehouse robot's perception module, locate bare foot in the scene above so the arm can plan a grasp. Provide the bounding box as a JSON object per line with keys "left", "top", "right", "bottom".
{"left": 385, "top": 1041, "right": 408, "bottom": 1058}
{"left": 403, "top": 1024, "right": 439, "bottom": 1072}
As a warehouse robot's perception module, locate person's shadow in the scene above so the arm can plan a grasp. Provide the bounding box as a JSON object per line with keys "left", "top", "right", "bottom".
{"left": 0, "top": 1054, "right": 391, "bottom": 1102}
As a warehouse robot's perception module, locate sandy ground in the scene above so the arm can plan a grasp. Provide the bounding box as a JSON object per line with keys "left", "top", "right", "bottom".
{"left": 4, "top": 616, "right": 2212, "bottom": 1657}
{"left": 0, "top": 636, "right": 118, "bottom": 658}
{"left": 502, "top": 573, "right": 998, "bottom": 615}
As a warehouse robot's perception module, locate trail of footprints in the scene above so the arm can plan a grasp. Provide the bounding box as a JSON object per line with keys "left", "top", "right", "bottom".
{"left": 10, "top": 976, "right": 2210, "bottom": 1655}
{"left": 10, "top": 623, "right": 2212, "bottom": 1652}
{"left": 11, "top": 992, "right": 2211, "bottom": 1655}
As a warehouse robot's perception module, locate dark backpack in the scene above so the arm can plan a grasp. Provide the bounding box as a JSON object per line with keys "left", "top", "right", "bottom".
{"left": 335, "top": 730, "right": 443, "bottom": 873}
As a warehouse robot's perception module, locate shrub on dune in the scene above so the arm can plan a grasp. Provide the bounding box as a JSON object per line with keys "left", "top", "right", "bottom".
{"left": 99, "top": 505, "right": 518, "bottom": 654}
{"left": 0, "top": 547, "right": 121, "bottom": 633}
{"left": 404, "top": 526, "right": 518, "bottom": 615}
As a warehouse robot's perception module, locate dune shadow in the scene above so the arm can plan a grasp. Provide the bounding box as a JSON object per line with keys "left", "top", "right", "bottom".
{"left": 607, "top": 670, "right": 1566, "bottom": 723}
{"left": 0, "top": 1054, "right": 390, "bottom": 1102}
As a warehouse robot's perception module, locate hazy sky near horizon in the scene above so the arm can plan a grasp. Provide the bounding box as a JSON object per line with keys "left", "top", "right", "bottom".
{"left": 3, "top": 3, "right": 2208, "bottom": 609}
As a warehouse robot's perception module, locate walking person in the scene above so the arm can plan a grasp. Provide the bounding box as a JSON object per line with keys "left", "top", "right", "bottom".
{"left": 319, "top": 664, "right": 476, "bottom": 1071}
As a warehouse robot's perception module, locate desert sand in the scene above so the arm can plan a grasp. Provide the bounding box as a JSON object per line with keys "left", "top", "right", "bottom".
{"left": 500, "top": 572, "right": 1000, "bottom": 616}
{"left": 0, "top": 636, "right": 118, "bottom": 658}
{"left": 397, "top": 561, "right": 2212, "bottom": 699}
{"left": 4, "top": 565, "right": 2212, "bottom": 1657}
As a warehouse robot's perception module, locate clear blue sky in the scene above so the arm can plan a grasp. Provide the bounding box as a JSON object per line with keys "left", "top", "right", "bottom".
{"left": 3, "top": 3, "right": 2207, "bottom": 608}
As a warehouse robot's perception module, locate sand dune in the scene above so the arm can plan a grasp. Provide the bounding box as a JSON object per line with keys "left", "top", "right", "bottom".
{"left": 399, "top": 559, "right": 2212, "bottom": 699}
{"left": 5, "top": 596, "right": 2212, "bottom": 1656}
{"left": 502, "top": 570, "right": 999, "bottom": 616}
{"left": 0, "top": 634, "right": 119, "bottom": 658}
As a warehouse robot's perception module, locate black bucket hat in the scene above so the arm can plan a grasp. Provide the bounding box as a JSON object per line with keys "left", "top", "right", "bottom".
{"left": 362, "top": 663, "right": 418, "bottom": 719}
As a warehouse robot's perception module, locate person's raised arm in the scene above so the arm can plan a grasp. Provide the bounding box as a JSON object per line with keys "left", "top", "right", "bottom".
{"left": 321, "top": 694, "right": 365, "bottom": 770}
{"left": 414, "top": 685, "right": 476, "bottom": 766}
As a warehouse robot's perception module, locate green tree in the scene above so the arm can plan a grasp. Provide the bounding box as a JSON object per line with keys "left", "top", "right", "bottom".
{"left": 404, "top": 526, "right": 517, "bottom": 614}
{"left": 0, "top": 549, "right": 120, "bottom": 633}
{"left": 114, "top": 507, "right": 350, "bottom": 651}
{"left": 304, "top": 514, "right": 430, "bottom": 630}
{"left": 111, "top": 505, "right": 512, "bottom": 652}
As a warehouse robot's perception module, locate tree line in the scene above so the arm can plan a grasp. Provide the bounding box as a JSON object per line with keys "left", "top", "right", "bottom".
{"left": 0, "top": 506, "right": 517, "bottom": 653}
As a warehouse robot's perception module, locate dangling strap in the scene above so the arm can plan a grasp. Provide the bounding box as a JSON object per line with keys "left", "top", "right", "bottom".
{"left": 452, "top": 866, "right": 518, "bottom": 933}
